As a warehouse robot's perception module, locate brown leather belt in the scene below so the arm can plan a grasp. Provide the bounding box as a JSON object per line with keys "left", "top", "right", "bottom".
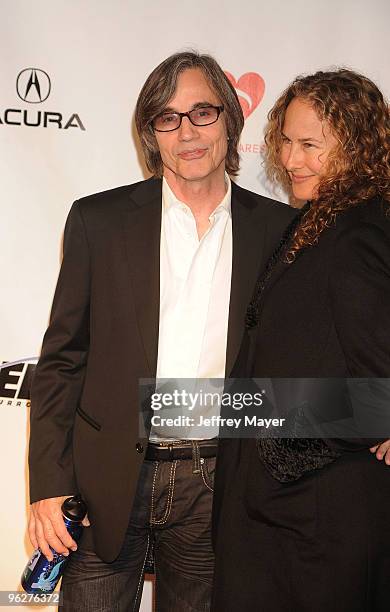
{"left": 145, "top": 441, "right": 218, "bottom": 461}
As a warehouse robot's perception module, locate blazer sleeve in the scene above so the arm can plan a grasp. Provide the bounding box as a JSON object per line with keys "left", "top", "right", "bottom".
{"left": 329, "top": 220, "right": 390, "bottom": 377}
{"left": 325, "top": 220, "right": 390, "bottom": 450}
{"left": 257, "top": 218, "right": 390, "bottom": 483}
{"left": 29, "top": 201, "right": 90, "bottom": 503}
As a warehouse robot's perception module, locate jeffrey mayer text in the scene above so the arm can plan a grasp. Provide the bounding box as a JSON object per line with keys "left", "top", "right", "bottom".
{"left": 150, "top": 414, "right": 286, "bottom": 429}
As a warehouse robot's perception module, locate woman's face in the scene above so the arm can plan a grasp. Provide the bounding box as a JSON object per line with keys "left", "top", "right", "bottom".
{"left": 280, "top": 97, "right": 338, "bottom": 202}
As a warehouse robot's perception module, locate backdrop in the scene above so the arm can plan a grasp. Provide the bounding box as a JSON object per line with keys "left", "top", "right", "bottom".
{"left": 1, "top": 0, "right": 389, "bottom": 609}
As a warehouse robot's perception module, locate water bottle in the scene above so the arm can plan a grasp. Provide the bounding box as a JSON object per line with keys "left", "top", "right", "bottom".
{"left": 21, "top": 495, "right": 87, "bottom": 594}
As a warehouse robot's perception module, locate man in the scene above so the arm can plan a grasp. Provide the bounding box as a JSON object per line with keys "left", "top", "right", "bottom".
{"left": 28, "top": 51, "right": 295, "bottom": 611}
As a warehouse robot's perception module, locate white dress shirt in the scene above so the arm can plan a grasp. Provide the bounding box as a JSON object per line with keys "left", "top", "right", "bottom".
{"left": 150, "top": 175, "right": 232, "bottom": 440}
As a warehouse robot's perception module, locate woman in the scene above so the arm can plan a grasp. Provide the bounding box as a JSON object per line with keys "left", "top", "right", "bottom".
{"left": 212, "top": 69, "right": 390, "bottom": 612}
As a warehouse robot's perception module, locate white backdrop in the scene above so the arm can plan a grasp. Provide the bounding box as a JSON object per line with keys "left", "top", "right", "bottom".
{"left": 1, "top": 0, "right": 389, "bottom": 609}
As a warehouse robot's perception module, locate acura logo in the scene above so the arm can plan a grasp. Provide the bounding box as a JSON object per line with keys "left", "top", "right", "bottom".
{"left": 16, "top": 68, "right": 51, "bottom": 104}
{"left": 1, "top": 68, "right": 85, "bottom": 130}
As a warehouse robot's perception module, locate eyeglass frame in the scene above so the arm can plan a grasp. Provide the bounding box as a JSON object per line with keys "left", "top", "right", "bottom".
{"left": 151, "top": 104, "right": 225, "bottom": 133}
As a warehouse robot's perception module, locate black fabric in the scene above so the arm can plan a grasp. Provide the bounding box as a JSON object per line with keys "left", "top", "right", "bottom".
{"left": 248, "top": 197, "right": 390, "bottom": 379}
{"left": 245, "top": 200, "right": 311, "bottom": 329}
{"left": 29, "top": 176, "right": 295, "bottom": 562}
{"left": 212, "top": 197, "right": 390, "bottom": 612}
{"left": 256, "top": 437, "right": 341, "bottom": 483}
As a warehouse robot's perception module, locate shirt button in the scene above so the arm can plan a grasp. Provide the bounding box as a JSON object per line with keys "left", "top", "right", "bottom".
{"left": 135, "top": 442, "right": 144, "bottom": 453}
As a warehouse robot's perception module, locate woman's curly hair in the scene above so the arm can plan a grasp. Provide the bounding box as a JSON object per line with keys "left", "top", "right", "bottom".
{"left": 264, "top": 69, "right": 390, "bottom": 261}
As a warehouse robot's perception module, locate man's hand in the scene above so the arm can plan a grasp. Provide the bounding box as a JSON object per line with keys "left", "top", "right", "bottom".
{"left": 28, "top": 496, "right": 90, "bottom": 562}
{"left": 370, "top": 439, "right": 390, "bottom": 465}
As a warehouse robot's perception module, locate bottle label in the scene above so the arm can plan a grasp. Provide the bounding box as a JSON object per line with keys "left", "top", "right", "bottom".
{"left": 26, "top": 552, "right": 68, "bottom": 593}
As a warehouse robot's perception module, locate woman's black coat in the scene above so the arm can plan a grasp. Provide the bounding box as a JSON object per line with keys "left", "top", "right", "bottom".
{"left": 212, "top": 197, "right": 390, "bottom": 612}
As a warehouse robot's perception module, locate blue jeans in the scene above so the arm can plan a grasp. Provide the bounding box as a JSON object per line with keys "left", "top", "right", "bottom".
{"left": 60, "top": 452, "right": 216, "bottom": 611}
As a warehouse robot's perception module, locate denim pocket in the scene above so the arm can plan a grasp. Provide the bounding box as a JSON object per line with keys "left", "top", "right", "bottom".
{"left": 200, "top": 456, "right": 216, "bottom": 492}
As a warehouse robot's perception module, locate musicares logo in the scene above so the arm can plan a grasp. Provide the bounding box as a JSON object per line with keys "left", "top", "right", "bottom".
{"left": 0, "top": 68, "right": 86, "bottom": 131}
{"left": 225, "top": 72, "right": 265, "bottom": 119}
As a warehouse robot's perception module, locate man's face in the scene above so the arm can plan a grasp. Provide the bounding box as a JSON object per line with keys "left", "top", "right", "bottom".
{"left": 154, "top": 68, "right": 228, "bottom": 186}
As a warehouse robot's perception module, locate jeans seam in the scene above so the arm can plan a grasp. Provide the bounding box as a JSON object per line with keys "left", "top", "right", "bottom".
{"left": 200, "top": 459, "right": 214, "bottom": 493}
{"left": 150, "top": 460, "right": 177, "bottom": 525}
{"left": 132, "top": 531, "right": 150, "bottom": 612}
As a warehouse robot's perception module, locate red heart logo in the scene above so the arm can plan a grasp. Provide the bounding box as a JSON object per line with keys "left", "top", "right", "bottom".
{"left": 224, "top": 72, "right": 265, "bottom": 119}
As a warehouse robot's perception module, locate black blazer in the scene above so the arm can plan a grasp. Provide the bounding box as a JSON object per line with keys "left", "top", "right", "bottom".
{"left": 249, "top": 196, "right": 390, "bottom": 378}
{"left": 236, "top": 196, "right": 390, "bottom": 482}
{"left": 29, "top": 176, "right": 295, "bottom": 561}
{"left": 212, "top": 197, "right": 390, "bottom": 611}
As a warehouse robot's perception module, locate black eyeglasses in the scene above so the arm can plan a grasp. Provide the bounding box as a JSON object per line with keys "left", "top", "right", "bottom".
{"left": 152, "top": 105, "right": 224, "bottom": 132}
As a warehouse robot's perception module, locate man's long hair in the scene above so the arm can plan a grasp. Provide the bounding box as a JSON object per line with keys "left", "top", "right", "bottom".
{"left": 135, "top": 50, "right": 244, "bottom": 176}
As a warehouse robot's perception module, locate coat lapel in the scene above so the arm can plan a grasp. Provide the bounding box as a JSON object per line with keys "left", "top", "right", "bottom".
{"left": 225, "top": 183, "right": 267, "bottom": 376}
{"left": 123, "top": 178, "right": 162, "bottom": 377}
{"left": 253, "top": 238, "right": 302, "bottom": 319}
{"left": 122, "top": 178, "right": 278, "bottom": 379}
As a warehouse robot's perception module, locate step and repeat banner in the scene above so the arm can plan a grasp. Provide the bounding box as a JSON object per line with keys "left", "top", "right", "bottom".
{"left": 1, "top": 0, "right": 389, "bottom": 609}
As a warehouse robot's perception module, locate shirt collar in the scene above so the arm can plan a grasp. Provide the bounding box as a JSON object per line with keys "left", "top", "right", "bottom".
{"left": 162, "top": 173, "right": 232, "bottom": 217}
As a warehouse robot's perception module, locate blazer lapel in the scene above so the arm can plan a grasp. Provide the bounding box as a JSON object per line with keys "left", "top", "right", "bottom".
{"left": 123, "top": 178, "right": 162, "bottom": 377}
{"left": 122, "top": 178, "right": 281, "bottom": 379}
{"left": 253, "top": 245, "right": 297, "bottom": 318}
{"left": 225, "top": 183, "right": 267, "bottom": 376}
